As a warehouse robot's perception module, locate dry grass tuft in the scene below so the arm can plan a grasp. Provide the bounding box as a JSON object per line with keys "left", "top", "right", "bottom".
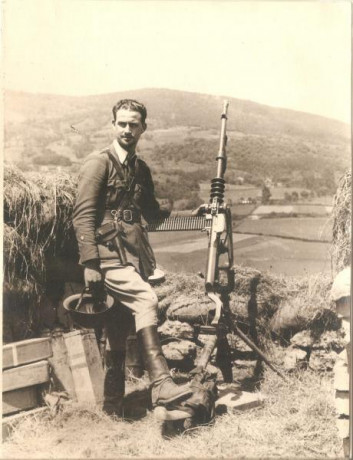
{"left": 155, "top": 272, "right": 206, "bottom": 319}
{"left": 4, "top": 164, "right": 77, "bottom": 297}
{"left": 230, "top": 267, "right": 335, "bottom": 343}
{"left": 331, "top": 171, "right": 351, "bottom": 274}
{"left": 3, "top": 370, "right": 342, "bottom": 459}
{"left": 154, "top": 265, "right": 338, "bottom": 348}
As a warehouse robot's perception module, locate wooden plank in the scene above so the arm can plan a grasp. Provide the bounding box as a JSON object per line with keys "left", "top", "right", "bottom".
{"left": 64, "top": 330, "right": 104, "bottom": 404}
{"left": 48, "top": 332, "right": 77, "bottom": 399}
{"left": 82, "top": 331, "right": 105, "bottom": 403}
{"left": 335, "top": 390, "right": 350, "bottom": 416}
{"left": 216, "top": 390, "right": 265, "bottom": 414}
{"left": 3, "top": 338, "right": 52, "bottom": 369}
{"left": 3, "top": 360, "right": 49, "bottom": 392}
{"left": 3, "top": 386, "right": 39, "bottom": 415}
{"left": 337, "top": 418, "right": 350, "bottom": 439}
{"left": 334, "top": 360, "right": 349, "bottom": 391}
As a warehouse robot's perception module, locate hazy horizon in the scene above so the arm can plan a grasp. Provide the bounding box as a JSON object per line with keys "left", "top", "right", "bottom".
{"left": 3, "top": 1, "right": 351, "bottom": 124}
{"left": 4, "top": 86, "right": 350, "bottom": 126}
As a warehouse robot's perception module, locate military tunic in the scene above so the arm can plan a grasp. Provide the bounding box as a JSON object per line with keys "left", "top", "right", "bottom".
{"left": 73, "top": 143, "right": 168, "bottom": 279}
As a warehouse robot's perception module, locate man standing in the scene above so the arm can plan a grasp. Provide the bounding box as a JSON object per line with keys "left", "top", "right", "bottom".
{"left": 73, "top": 99, "right": 191, "bottom": 416}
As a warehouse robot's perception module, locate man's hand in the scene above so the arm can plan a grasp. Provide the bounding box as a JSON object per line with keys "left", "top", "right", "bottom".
{"left": 84, "top": 267, "right": 103, "bottom": 286}
{"left": 84, "top": 260, "right": 103, "bottom": 289}
{"left": 84, "top": 266, "right": 105, "bottom": 301}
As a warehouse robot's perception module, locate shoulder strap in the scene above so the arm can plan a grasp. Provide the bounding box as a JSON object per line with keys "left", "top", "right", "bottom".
{"left": 106, "top": 151, "right": 125, "bottom": 181}
{"left": 105, "top": 151, "right": 138, "bottom": 211}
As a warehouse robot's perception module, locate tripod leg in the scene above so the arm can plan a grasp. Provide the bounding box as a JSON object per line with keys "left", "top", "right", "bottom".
{"left": 216, "top": 336, "right": 233, "bottom": 383}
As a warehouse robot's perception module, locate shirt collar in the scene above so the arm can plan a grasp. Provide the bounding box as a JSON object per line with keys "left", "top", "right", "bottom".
{"left": 113, "top": 140, "right": 137, "bottom": 166}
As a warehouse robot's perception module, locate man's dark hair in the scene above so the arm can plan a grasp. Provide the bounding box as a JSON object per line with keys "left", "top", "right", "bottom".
{"left": 112, "top": 99, "right": 147, "bottom": 124}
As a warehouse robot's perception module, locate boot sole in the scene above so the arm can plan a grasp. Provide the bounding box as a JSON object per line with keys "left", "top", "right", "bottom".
{"left": 154, "top": 388, "right": 193, "bottom": 406}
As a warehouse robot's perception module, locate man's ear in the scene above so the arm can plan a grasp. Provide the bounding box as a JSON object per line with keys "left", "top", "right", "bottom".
{"left": 142, "top": 123, "right": 147, "bottom": 132}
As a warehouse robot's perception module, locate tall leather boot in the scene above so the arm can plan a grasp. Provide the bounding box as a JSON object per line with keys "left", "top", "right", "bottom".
{"left": 102, "top": 350, "right": 125, "bottom": 417}
{"left": 137, "top": 326, "right": 192, "bottom": 407}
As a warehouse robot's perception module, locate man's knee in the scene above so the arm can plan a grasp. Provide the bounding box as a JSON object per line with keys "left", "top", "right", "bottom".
{"left": 102, "top": 264, "right": 159, "bottom": 330}
{"left": 135, "top": 293, "right": 158, "bottom": 331}
{"left": 143, "top": 290, "right": 158, "bottom": 310}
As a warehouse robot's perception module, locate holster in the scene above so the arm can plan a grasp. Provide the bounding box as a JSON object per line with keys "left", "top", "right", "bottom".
{"left": 95, "top": 221, "right": 128, "bottom": 265}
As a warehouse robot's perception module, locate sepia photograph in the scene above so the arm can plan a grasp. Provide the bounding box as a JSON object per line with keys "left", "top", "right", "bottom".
{"left": 2, "top": 1, "right": 351, "bottom": 458}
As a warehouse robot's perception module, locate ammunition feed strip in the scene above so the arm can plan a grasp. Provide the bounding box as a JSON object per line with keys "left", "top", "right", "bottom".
{"left": 147, "top": 216, "right": 211, "bottom": 232}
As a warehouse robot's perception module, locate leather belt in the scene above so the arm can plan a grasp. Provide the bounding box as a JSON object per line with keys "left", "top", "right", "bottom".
{"left": 104, "top": 209, "right": 141, "bottom": 223}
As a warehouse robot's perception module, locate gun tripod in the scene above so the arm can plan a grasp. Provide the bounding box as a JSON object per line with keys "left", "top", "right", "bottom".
{"left": 193, "top": 270, "right": 287, "bottom": 384}
{"left": 154, "top": 101, "right": 286, "bottom": 428}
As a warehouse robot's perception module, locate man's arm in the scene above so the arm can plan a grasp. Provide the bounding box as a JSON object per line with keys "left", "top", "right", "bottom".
{"left": 73, "top": 154, "right": 107, "bottom": 285}
{"left": 139, "top": 163, "right": 170, "bottom": 222}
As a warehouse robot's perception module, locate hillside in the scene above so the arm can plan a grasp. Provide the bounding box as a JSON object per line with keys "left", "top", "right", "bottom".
{"left": 4, "top": 88, "right": 350, "bottom": 200}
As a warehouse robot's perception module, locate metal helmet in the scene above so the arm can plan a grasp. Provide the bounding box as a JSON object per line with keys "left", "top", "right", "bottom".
{"left": 63, "top": 287, "right": 116, "bottom": 329}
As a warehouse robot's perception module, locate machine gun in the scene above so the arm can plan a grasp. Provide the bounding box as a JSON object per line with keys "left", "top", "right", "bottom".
{"left": 154, "top": 102, "right": 286, "bottom": 427}
{"left": 149, "top": 101, "right": 286, "bottom": 383}
{"left": 190, "top": 101, "right": 286, "bottom": 382}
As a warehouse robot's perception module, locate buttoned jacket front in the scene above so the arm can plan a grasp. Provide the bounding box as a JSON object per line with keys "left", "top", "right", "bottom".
{"left": 73, "top": 143, "right": 168, "bottom": 277}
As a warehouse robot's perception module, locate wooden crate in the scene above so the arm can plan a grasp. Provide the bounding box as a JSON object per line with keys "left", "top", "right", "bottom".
{"left": 3, "top": 338, "right": 52, "bottom": 369}
{"left": 3, "top": 386, "right": 39, "bottom": 416}
{"left": 64, "top": 330, "right": 104, "bottom": 404}
{"left": 3, "top": 360, "right": 50, "bottom": 392}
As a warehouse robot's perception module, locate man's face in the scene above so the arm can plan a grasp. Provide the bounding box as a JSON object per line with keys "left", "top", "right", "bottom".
{"left": 113, "top": 109, "right": 146, "bottom": 151}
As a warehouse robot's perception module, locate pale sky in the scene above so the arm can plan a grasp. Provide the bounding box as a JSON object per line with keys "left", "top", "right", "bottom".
{"left": 3, "top": 1, "right": 351, "bottom": 123}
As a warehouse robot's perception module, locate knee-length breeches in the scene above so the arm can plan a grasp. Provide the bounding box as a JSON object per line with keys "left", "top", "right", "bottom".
{"left": 101, "top": 263, "right": 158, "bottom": 335}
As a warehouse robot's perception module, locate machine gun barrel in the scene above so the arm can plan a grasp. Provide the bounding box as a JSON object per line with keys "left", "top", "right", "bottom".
{"left": 205, "top": 101, "right": 230, "bottom": 291}
{"left": 216, "top": 100, "right": 229, "bottom": 180}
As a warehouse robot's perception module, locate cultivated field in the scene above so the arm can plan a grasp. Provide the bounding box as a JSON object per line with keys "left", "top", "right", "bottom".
{"left": 149, "top": 219, "right": 332, "bottom": 277}
{"left": 234, "top": 216, "right": 332, "bottom": 241}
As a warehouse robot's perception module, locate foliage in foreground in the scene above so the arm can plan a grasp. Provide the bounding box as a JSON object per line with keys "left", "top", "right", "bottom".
{"left": 3, "top": 369, "right": 342, "bottom": 459}
{"left": 331, "top": 171, "right": 351, "bottom": 274}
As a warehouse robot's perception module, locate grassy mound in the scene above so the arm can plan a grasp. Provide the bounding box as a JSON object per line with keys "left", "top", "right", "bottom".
{"left": 153, "top": 266, "right": 336, "bottom": 346}
{"left": 4, "top": 164, "right": 77, "bottom": 296}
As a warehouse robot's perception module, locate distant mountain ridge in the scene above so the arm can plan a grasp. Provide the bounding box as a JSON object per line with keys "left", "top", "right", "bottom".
{"left": 4, "top": 88, "right": 350, "bottom": 199}
{"left": 5, "top": 88, "right": 350, "bottom": 140}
